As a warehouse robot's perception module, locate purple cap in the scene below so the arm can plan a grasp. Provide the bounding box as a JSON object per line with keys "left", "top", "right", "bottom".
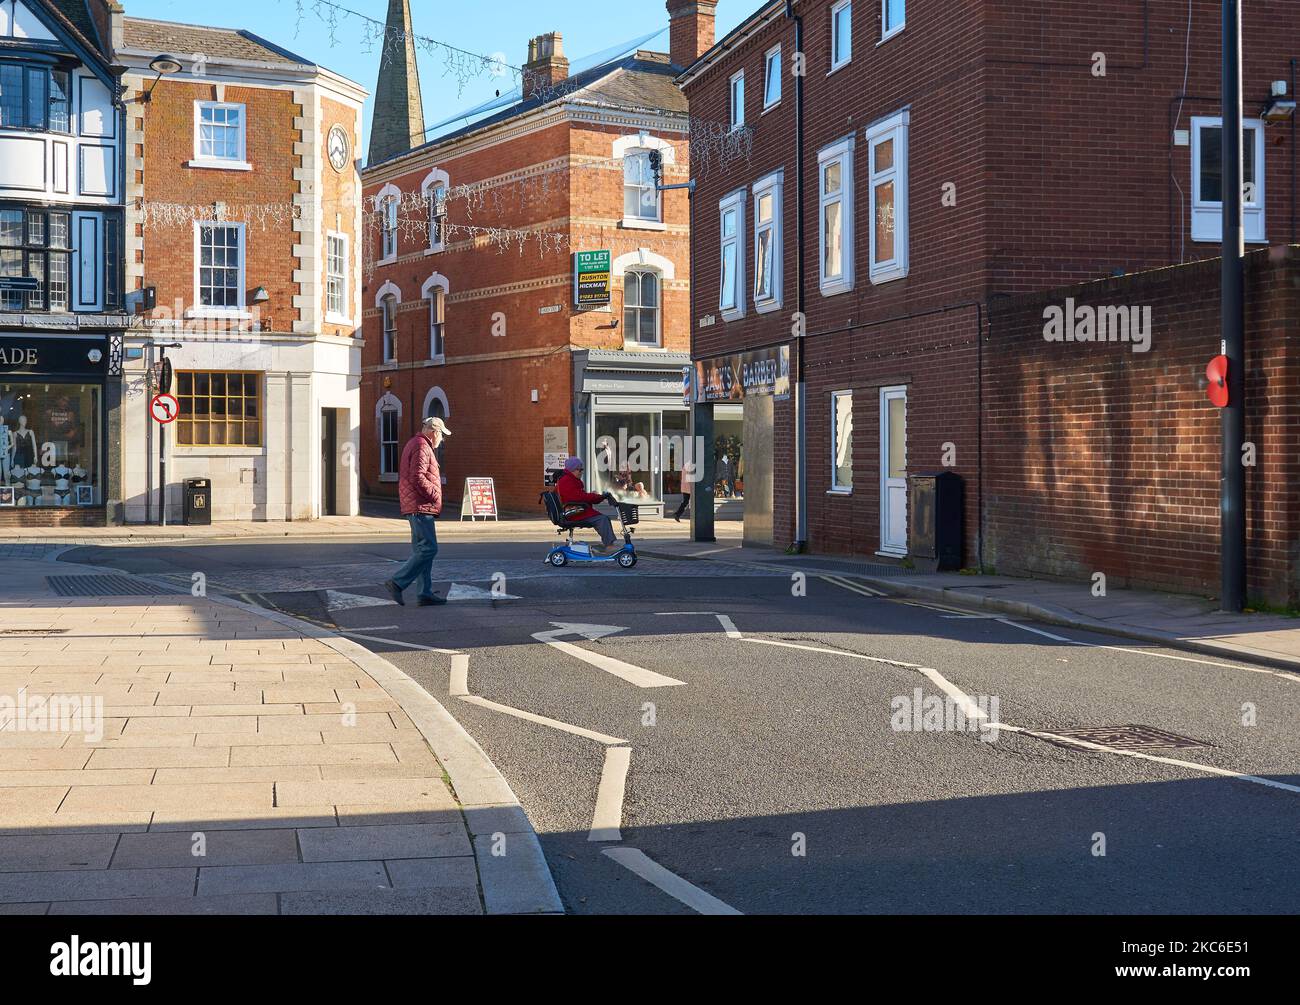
{"left": 564, "top": 456, "right": 584, "bottom": 472}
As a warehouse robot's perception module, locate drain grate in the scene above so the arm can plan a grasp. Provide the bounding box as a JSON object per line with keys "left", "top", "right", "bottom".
{"left": 46, "top": 575, "right": 183, "bottom": 598}
{"left": 1048, "top": 724, "right": 1209, "bottom": 751}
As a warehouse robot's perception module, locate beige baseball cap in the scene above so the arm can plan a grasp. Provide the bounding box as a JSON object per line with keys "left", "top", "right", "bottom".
{"left": 423, "top": 416, "right": 452, "bottom": 437}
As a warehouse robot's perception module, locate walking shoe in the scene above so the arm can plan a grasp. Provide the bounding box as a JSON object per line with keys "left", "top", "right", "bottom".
{"left": 383, "top": 580, "right": 405, "bottom": 606}
{"left": 418, "top": 593, "right": 448, "bottom": 606}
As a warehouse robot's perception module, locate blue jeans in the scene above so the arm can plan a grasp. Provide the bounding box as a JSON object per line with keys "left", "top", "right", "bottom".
{"left": 392, "top": 514, "right": 439, "bottom": 597}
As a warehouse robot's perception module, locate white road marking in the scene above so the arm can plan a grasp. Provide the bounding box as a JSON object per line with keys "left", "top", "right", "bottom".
{"left": 533, "top": 623, "right": 686, "bottom": 688}
{"left": 744, "top": 636, "right": 927, "bottom": 671}
{"left": 685, "top": 546, "right": 742, "bottom": 557}
{"left": 992, "top": 616, "right": 1300, "bottom": 682}
{"left": 349, "top": 625, "right": 400, "bottom": 631}
{"left": 994, "top": 618, "right": 1080, "bottom": 643}
{"left": 994, "top": 723, "right": 1300, "bottom": 795}
{"left": 602, "top": 847, "right": 743, "bottom": 915}
{"left": 449, "top": 653, "right": 469, "bottom": 697}
{"left": 446, "top": 582, "right": 521, "bottom": 601}
{"left": 655, "top": 611, "right": 742, "bottom": 639}
{"left": 460, "top": 695, "right": 627, "bottom": 745}
{"left": 917, "top": 667, "right": 989, "bottom": 722}
{"left": 716, "top": 614, "right": 742, "bottom": 639}
{"left": 339, "top": 630, "right": 463, "bottom": 655}
{"left": 748, "top": 632, "right": 1300, "bottom": 799}
{"left": 325, "top": 590, "right": 395, "bottom": 611}
{"left": 589, "top": 745, "right": 632, "bottom": 841}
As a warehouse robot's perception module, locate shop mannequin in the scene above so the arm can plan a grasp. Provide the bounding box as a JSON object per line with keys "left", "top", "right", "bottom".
{"left": 0, "top": 416, "right": 10, "bottom": 485}
{"left": 10, "top": 415, "right": 36, "bottom": 469}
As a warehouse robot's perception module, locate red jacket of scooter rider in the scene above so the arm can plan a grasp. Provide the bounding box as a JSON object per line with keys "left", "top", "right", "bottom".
{"left": 557, "top": 468, "right": 605, "bottom": 521}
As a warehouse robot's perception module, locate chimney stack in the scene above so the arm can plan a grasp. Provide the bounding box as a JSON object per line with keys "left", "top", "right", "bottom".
{"left": 666, "top": 0, "right": 717, "bottom": 70}
{"left": 368, "top": 0, "right": 425, "bottom": 166}
{"left": 523, "top": 33, "right": 569, "bottom": 101}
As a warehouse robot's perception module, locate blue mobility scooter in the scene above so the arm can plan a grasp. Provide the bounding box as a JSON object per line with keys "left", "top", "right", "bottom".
{"left": 540, "top": 490, "right": 639, "bottom": 569}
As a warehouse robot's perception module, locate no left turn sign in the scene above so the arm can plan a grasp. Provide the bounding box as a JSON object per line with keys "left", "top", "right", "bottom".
{"left": 151, "top": 393, "right": 179, "bottom": 424}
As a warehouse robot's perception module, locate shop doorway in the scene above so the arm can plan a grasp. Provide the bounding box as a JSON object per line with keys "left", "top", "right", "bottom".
{"left": 320, "top": 408, "right": 338, "bottom": 517}
{"left": 713, "top": 403, "right": 743, "bottom": 521}
{"left": 741, "top": 396, "right": 772, "bottom": 546}
{"left": 879, "top": 386, "right": 907, "bottom": 555}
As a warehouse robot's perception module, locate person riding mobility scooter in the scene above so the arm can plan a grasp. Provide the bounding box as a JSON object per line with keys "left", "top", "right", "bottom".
{"left": 541, "top": 456, "right": 638, "bottom": 568}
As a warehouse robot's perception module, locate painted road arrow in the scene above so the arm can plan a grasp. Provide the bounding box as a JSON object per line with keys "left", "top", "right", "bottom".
{"left": 531, "top": 622, "right": 686, "bottom": 688}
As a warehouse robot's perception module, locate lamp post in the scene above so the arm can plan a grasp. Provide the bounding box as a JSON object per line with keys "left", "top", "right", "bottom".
{"left": 1220, "top": 0, "right": 1247, "bottom": 612}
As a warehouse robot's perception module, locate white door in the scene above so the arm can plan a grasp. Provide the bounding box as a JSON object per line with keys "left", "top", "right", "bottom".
{"left": 879, "top": 386, "right": 907, "bottom": 555}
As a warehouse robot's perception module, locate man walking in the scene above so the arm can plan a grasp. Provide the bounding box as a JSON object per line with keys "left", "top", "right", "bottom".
{"left": 385, "top": 416, "right": 451, "bottom": 606}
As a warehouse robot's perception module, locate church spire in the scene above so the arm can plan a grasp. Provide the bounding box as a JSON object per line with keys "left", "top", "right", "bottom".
{"left": 367, "top": 0, "right": 425, "bottom": 165}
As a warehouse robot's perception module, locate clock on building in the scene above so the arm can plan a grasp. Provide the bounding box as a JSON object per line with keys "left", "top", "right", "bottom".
{"left": 327, "top": 125, "right": 351, "bottom": 172}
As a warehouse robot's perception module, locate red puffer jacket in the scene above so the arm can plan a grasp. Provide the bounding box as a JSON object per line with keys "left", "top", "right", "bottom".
{"left": 557, "top": 471, "right": 604, "bottom": 521}
{"left": 398, "top": 434, "right": 442, "bottom": 516}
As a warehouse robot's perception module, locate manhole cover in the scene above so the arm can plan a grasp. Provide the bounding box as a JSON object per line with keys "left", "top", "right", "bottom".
{"left": 1049, "top": 724, "right": 1209, "bottom": 751}
{"left": 46, "top": 575, "right": 183, "bottom": 598}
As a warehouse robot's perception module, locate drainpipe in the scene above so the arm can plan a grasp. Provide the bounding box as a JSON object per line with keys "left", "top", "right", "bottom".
{"left": 786, "top": 0, "right": 807, "bottom": 552}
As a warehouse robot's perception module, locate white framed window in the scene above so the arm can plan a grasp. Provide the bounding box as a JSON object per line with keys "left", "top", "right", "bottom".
{"left": 763, "top": 45, "right": 782, "bottom": 109}
{"left": 429, "top": 187, "right": 447, "bottom": 249}
{"left": 718, "top": 189, "right": 747, "bottom": 320}
{"left": 818, "top": 135, "right": 855, "bottom": 295}
{"left": 422, "top": 273, "right": 449, "bottom": 363}
{"left": 831, "top": 0, "right": 853, "bottom": 71}
{"left": 1191, "top": 117, "right": 1266, "bottom": 243}
{"left": 377, "top": 392, "right": 402, "bottom": 481}
{"left": 381, "top": 294, "right": 397, "bottom": 362}
{"left": 382, "top": 198, "right": 398, "bottom": 261}
{"left": 831, "top": 390, "right": 854, "bottom": 492}
{"left": 752, "top": 171, "right": 783, "bottom": 311}
{"left": 429, "top": 288, "right": 445, "bottom": 360}
{"left": 730, "top": 70, "right": 745, "bottom": 130}
{"left": 420, "top": 169, "right": 451, "bottom": 253}
{"left": 325, "top": 232, "right": 349, "bottom": 322}
{"left": 624, "top": 149, "right": 661, "bottom": 223}
{"left": 193, "top": 223, "right": 245, "bottom": 316}
{"left": 623, "top": 269, "right": 661, "bottom": 347}
{"left": 866, "top": 109, "right": 909, "bottom": 284}
{"left": 882, "top": 0, "right": 905, "bottom": 41}
{"left": 191, "top": 102, "right": 249, "bottom": 170}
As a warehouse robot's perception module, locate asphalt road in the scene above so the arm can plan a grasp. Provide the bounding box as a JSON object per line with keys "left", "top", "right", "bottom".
{"left": 64, "top": 534, "right": 1300, "bottom": 915}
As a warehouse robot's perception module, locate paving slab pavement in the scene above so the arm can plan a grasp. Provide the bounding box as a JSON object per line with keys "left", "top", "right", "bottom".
{"left": 0, "top": 557, "right": 562, "bottom": 915}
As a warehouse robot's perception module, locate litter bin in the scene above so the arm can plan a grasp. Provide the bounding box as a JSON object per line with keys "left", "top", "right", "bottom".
{"left": 908, "top": 471, "right": 963, "bottom": 570}
{"left": 183, "top": 478, "right": 212, "bottom": 526}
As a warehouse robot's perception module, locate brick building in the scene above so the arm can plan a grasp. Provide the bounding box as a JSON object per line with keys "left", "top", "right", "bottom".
{"left": 679, "top": 0, "right": 1299, "bottom": 571}
{"left": 360, "top": 1, "right": 714, "bottom": 516}
{"left": 116, "top": 14, "right": 366, "bottom": 521}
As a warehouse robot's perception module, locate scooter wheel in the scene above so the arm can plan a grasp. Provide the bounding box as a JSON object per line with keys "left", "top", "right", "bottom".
{"left": 617, "top": 551, "right": 637, "bottom": 569}
{"left": 548, "top": 551, "right": 568, "bottom": 567}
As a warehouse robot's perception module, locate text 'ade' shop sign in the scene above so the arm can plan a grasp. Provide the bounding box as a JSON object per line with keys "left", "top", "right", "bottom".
{"left": 693, "top": 345, "right": 791, "bottom": 403}
{"left": 0, "top": 336, "right": 110, "bottom": 376}
{"left": 574, "top": 250, "right": 611, "bottom": 308}
{"left": 460, "top": 478, "right": 499, "bottom": 521}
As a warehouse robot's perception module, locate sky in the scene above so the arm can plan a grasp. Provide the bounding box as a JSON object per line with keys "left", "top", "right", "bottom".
{"left": 121, "top": 0, "right": 753, "bottom": 149}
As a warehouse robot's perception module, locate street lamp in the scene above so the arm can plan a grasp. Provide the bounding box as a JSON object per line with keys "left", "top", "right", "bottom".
{"left": 136, "top": 54, "right": 183, "bottom": 103}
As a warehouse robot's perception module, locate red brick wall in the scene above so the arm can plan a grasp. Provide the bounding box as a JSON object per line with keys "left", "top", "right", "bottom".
{"left": 684, "top": 0, "right": 1298, "bottom": 566}
{"left": 985, "top": 246, "right": 1300, "bottom": 605}
{"left": 0, "top": 509, "right": 106, "bottom": 528}
{"left": 361, "top": 105, "right": 691, "bottom": 513}
{"left": 136, "top": 81, "right": 303, "bottom": 332}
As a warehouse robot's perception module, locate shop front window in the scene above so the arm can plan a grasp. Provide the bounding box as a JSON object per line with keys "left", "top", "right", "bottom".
{"left": 593, "top": 412, "right": 656, "bottom": 503}
{"left": 0, "top": 383, "right": 100, "bottom": 508}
